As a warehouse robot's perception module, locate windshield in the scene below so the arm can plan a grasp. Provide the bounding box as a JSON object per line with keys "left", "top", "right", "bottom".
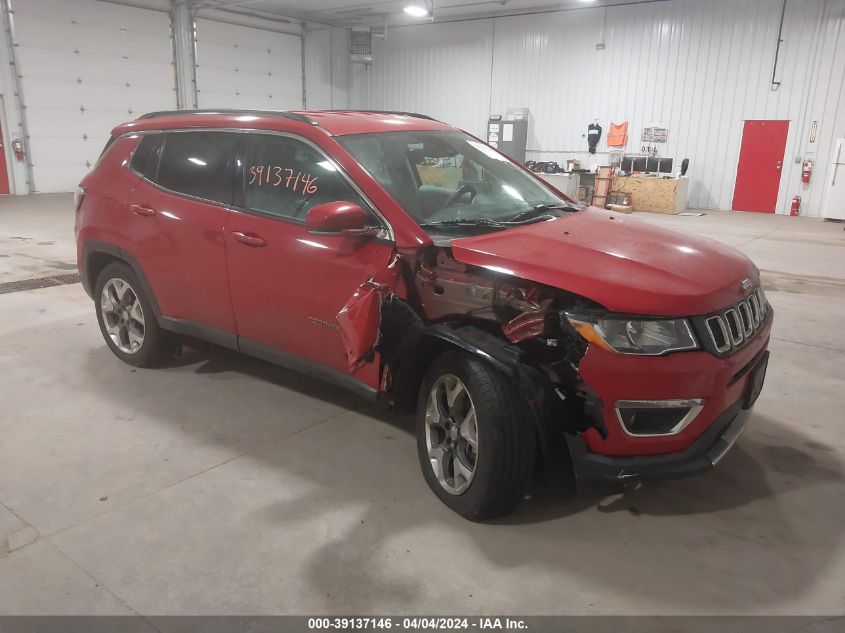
{"left": 337, "top": 130, "right": 577, "bottom": 234}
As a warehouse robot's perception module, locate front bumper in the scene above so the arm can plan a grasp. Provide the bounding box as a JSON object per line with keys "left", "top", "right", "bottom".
{"left": 574, "top": 308, "right": 772, "bottom": 457}
{"left": 568, "top": 397, "right": 750, "bottom": 484}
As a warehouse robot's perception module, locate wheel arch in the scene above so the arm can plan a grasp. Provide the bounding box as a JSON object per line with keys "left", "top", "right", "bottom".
{"left": 83, "top": 241, "right": 162, "bottom": 322}
{"left": 391, "top": 323, "right": 571, "bottom": 481}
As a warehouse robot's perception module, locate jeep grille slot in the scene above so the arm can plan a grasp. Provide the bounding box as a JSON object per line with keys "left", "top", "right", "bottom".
{"left": 738, "top": 301, "right": 754, "bottom": 336}
{"left": 703, "top": 286, "right": 768, "bottom": 356}
{"left": 706, "top": 315, "right": 731, "bottom": 353}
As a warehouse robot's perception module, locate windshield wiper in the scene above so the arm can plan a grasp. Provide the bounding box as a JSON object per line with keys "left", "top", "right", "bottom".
{"left": 503, "top": 203, "right": 575, "bottom": 223}
{"left": 419, "top": 218, "right": 507, "bottom": 229}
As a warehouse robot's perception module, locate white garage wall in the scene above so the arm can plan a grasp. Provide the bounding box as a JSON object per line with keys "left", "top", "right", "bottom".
{"left": 303, "top": 25, "right": 350, "bottom": 110}
{"left": 11, "top": 0, "right": 176, "bottom": 193}
{"left": 195, "top": 18, "right": 302, "bottom": 111}
{"left": 345, "top": 0, "right": 845, "bottom": 216}
{"left": 350, "top": 20, "right": 494, "bottom": 138}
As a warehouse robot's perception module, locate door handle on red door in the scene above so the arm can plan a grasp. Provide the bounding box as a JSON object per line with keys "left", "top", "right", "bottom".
{"left": 129, "top": 204, "right": 157, "bottom": 217}
{"left": 776, "top": 160, "right": 783, "bottom": 171}
{"left": 231, "top": 231, "right": 267, "bottom": 247}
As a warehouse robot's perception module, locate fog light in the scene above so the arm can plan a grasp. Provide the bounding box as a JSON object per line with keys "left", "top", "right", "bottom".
{"left": 615, "top": 399, "right": 705, "bottom": 436}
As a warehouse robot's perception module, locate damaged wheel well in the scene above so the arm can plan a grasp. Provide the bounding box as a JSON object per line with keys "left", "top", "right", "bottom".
{"left": 388, "top": 323, "right": 575, "bottom": 483}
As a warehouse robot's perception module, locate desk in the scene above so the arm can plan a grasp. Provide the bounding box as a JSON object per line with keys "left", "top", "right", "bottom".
{"left": 611, "top": 176, "right": 689, "bottom": 214}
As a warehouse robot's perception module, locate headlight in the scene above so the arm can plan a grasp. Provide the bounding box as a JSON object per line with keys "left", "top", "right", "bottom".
{"left": 566, "top": 314, "right": 698, "bottom": 355}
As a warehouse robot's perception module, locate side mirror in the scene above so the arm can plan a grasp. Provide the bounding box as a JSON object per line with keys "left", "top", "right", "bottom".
{"left": 305, "top": 201, "right": 378, "bottom": 237}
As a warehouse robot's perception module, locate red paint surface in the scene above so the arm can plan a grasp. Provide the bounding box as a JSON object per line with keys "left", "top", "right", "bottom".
{"left": 451, "top": 208, "right": 759, "bottom": 316}
{"left": 128, "top": 171, "right": 236, "bottom": 334}
{"left": 732, "top": 120, "right": 789, "bottom": 213}
{"left": 0, "top": 118, "right": 10, "bottom": 195}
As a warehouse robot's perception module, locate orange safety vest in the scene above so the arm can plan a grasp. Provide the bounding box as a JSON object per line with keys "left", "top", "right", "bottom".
{"left": 607, "top": 122, "right": 628, "bottom": 147}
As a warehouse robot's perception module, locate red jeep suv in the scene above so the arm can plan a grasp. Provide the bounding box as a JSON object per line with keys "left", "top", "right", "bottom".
{"left": 75, "top": 109, "right": 772, "bottom": 520}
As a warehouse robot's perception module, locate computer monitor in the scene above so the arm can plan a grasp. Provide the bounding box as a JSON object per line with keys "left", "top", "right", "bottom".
{"left": 659, "top": 158, "right": 674, "bottom": 173}
{"left": 622, "top": 156, "right": 674, "bottom": 174}
{"left": 646, "top": 157, "right": 674, "bottom": 173}
{"left": 624, "top": 156, "right": 675, "bottom": 173}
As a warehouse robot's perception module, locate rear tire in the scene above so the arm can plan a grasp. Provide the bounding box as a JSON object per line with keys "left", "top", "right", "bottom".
{"left": 94, "top": 261, "right": 175, "bottom": 368}
{"left": 416, "top": 351, "right": 535, "bottom": 520}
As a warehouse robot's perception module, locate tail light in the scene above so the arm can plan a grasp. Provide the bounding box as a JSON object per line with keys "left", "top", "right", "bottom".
{"left": 74, "top": 185, "right": 86, "bottom": 212}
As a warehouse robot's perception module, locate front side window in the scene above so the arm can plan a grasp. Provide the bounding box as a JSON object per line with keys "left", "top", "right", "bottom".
{"left": 156, "top": 131, "right": 239, "bottom": 205}
{"left": 338, "top": 130, "right": 576, "bottom": 235}
{"left": 243, "top": 134, "right": 370, "bottom": 223}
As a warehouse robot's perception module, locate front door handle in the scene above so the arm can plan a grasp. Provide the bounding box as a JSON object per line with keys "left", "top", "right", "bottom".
{"left": 129, "top": 204, "right": 157, "bottom": 217}
{"left": 776, "top": 160, "right": 783, "bottom": 171}
{"left": 231, "top": 231, "right": 267, "bottom": 247}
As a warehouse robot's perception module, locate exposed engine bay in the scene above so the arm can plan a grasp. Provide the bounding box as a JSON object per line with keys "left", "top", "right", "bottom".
{"left": 335, "top": 243, "right": 609, "bottom": 475}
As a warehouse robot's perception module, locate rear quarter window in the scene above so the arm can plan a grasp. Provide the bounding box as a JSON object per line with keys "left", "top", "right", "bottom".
{"left": 129, "top": 134, "right": 161, "bottom": 181}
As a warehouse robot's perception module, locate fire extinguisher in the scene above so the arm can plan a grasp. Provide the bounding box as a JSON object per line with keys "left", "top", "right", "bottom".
{"left": 801, "top": 159, "right": 813, "bottom": 185}
{"left": 11, "top": 139, "right": 24, "bottom": 162}
{"left": 791, "top": 195, "right": 801, "bottom": 216}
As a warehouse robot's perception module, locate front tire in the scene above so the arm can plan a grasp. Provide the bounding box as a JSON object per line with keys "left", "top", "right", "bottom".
{"left": 94, "top": 262, "right": 175, "bottom": 368}
{"left": 416, "top": 351, "right": 535, "bottom": 520}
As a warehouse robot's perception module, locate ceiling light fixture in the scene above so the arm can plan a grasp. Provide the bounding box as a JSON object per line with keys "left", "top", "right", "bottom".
{"left": 403, "top": 5, "right": 430, "bottom": 18}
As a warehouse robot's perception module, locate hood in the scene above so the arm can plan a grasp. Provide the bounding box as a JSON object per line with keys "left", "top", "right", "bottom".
{"left": 449, "top": 208, "right": 759, "bottom": 316}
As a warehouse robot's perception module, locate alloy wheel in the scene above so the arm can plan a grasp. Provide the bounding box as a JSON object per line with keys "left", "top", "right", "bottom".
{"left": 100, "top": 278, "right": 145, "bottom": 354}
{"left": 424, "top": 373, "right": 479, "bottom": 495}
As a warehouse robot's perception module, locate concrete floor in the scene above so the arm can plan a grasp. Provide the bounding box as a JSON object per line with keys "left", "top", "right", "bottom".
{"left": 1, "top": 193, "right": 844, "bottom": 615}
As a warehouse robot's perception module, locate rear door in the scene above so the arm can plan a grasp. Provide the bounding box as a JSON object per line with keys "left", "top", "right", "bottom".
{"left": 127, "top": 130, "right": 238, "bottom": 336}
{"left": 224, "top": 132, "right": 395, "bottom": 387}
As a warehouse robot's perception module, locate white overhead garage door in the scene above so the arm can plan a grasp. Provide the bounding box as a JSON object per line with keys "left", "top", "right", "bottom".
{"left": 195, "top": 19, "right": 302, "bottom": 111}
{"left": 12, "top": 0, "right": 176, "bottom": 193}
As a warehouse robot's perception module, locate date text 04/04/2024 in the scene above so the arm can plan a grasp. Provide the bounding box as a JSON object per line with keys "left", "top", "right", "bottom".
{"left": 307, "top": 617, "right": 528, "bottom": 630}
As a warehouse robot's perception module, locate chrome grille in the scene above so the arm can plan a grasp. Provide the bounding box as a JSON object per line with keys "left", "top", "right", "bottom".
{"left": 704, "top": 286, "right": 768, "bottom": 355}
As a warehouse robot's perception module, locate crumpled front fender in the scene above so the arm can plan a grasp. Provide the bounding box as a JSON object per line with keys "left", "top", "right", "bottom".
{"left": 335, "top": 254, "right": 401, "bottom": 373}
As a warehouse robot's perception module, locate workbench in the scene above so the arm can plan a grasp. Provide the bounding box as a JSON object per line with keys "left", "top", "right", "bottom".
{"left": 611, "top": 176, "right": 689, "bottom": 214}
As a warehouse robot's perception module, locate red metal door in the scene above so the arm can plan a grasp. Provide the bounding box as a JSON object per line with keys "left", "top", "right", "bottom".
{"left": 732, "top": 120, "right": 789, "bottom": 213}
{"left": 0, "top": 118, "right": 11, "bottom": 195}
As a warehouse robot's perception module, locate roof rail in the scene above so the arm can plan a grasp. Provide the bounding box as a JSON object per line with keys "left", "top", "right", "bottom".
{"left": 137, "top": 109, "right": 318, "bottom": 126}
{"left": 356, "top": 110, "right": 436, "bottom": 121}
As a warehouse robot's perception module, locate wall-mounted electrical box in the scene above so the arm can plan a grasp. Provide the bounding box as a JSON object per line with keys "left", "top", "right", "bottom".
{"left": 487, "top": 117, "right": 528, "bottom": 163}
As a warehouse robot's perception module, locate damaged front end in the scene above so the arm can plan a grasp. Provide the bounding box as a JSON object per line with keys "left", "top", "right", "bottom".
{"left": 334, "top": 243, "right": 610, "bottom": 482}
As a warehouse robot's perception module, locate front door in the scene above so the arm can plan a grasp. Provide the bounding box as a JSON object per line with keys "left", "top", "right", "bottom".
{"left": 224, "top": 133, "right": 395, "bottom": 388}
{"left": 732, "top": 120, "right": 789, "bottom": 213}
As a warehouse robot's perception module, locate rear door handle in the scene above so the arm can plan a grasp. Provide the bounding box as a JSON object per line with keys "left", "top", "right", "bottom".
{"left": 231, "top": 231, "right": 267, "bottom": 247}
{"left": 129, "top": 204, "right": 157, "bottom": 217}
